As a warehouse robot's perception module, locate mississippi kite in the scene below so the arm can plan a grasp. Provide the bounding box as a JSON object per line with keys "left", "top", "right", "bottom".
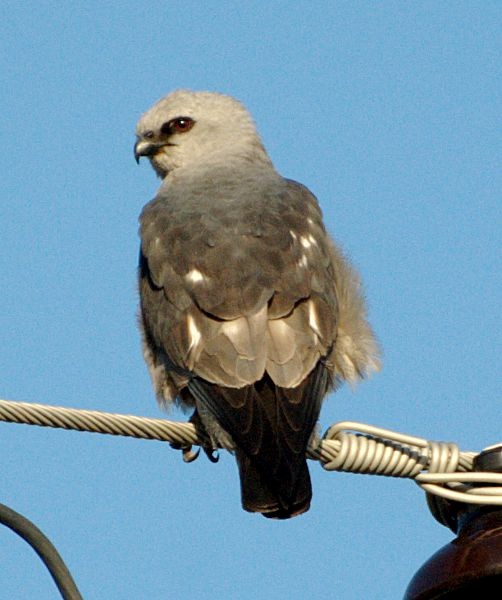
{"left": 134, "top": 90, "right": 380, "bottom": 518}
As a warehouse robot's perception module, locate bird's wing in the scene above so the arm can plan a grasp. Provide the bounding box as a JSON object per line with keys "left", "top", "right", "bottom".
{"left": 139, "top": 176, "right": 338, "bottom": 395}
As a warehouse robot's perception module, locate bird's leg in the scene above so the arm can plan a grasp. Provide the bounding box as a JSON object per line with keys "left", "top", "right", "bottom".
{"left": 189, "top": 410, "right": 220, "bottom": 463}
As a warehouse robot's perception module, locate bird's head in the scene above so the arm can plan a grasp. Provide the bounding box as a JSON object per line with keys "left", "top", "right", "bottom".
{"left": 134, "top": 90, "right": 272, "bottom": 178}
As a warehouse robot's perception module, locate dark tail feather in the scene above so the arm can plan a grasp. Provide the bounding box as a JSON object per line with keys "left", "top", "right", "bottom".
{"left": 189, "top": 362, "right": 329, "bottom": 519}
{"left": 236, "top": 449, "right": 312, "bottom": 519}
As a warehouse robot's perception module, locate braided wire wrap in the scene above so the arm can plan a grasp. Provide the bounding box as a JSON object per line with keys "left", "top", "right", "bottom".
{"left": 320, "top": 421, "right": 501, "bottom": 506}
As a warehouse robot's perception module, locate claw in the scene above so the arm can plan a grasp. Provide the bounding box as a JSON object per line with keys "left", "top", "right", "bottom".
{"left": 182, "top": 446, "right": 200, "bottom": 463}
{"left": 170, "top": 442, "right": 200, "bottom": 463}
{"left": 204, "top": 447, "right": 220, "bottom": 463}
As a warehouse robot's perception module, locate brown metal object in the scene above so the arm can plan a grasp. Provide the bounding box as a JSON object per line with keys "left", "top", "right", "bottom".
{"left": 404, "top": 446, "right": 502, "bottom": 599}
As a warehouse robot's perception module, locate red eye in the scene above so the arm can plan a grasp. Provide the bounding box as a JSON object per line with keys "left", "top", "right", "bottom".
{"left": 169, "top": 117, "right": 195, "bottom": 134}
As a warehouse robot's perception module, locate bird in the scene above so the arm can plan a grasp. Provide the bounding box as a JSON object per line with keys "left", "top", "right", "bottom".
{"left": 134, "top": 90, "right": 380, "bottom": 518}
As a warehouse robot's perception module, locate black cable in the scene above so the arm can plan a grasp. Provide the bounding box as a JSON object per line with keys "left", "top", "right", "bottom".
{"left": 0, "top": 502, "right": 83, "bottom": 600}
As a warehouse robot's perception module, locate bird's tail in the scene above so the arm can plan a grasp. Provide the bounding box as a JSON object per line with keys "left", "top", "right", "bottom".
{"left": 188, "top": 362, "right": 329, "bottom": 520}
{"left": 236, "top": 448, "right": 312, "bottom": 519}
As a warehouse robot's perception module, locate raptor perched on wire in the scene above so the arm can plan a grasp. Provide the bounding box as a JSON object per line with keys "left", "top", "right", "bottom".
{"left": 134, "top": 90, "right": 380, "bottom": 518}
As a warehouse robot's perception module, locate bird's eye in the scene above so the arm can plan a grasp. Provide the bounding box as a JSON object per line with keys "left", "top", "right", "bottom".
{"left": 161, "top": 117, "right": 195, "bottom": 135}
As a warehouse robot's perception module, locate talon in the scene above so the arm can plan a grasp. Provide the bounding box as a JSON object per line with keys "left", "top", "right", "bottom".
{"left": 182, "top": 447, "right": 200, "bottom": 463}
{"left": 170, "top": 442, "right": 200, "bottom": 463}
{"left": 204, "top": 448, "right": 220, "bottom": 463}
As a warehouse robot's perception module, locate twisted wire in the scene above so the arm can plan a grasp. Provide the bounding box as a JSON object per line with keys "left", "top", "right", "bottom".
{"left": 0, "top": 399, "right": 205, "bottom": 446}
{"left": 1, "top": 399, "right": 501, "bottom": 506}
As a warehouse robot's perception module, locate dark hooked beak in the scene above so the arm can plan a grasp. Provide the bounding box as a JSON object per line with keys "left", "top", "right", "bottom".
{"left": 134, "top": 140, "right": 166, "bottom": 164}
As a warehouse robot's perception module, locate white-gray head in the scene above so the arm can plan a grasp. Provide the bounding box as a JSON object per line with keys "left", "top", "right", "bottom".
{"left": 134, "top": 90, "right": 273, "bottom": 178}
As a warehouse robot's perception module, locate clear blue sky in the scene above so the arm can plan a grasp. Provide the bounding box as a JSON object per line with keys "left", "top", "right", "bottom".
{"left": 1, "top": 2, "right": 500, "bottom": 599}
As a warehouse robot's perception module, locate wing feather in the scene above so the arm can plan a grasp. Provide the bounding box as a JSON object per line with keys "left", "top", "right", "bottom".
{"left": 139, "top": 176, "right": 339, "bottom": 394}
